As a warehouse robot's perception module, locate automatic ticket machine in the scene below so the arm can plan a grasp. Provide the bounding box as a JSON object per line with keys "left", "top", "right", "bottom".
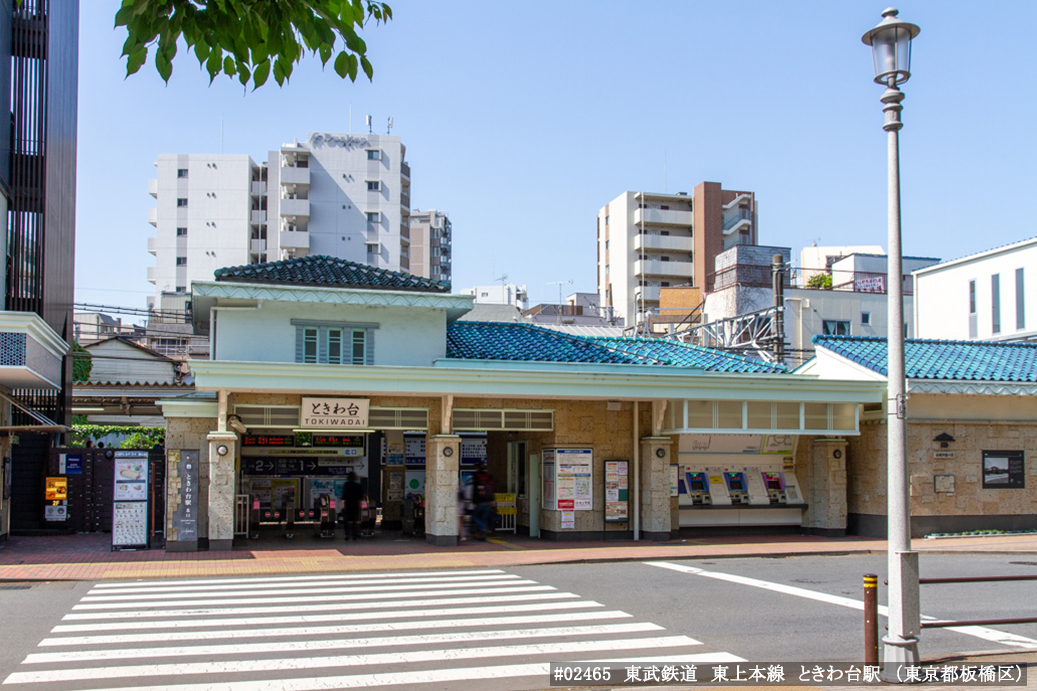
{"left": 685, "top": 472, "right": 711, "bottom": 505}
{"left": 724, "top": 472, "right": 750, "bottom": 505}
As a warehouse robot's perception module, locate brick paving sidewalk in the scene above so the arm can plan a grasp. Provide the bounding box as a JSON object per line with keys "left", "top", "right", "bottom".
{"left": 1, "top": 530, "right": 1034, "bottom": 582}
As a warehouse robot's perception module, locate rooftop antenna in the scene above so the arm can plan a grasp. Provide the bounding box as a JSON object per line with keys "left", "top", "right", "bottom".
{"left": 387, "top": 116, "right": 393, "bottom": 135}
{"left": 366, "top": 114, "right": 372, "bottom": 134}
{"left": 548, "top": 279, "right": 573, "bottom": 324}
{"left": 494, "top": 274, "right": 509, "bottom": 305}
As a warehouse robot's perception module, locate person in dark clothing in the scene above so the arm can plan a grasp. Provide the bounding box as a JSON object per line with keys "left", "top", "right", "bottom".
{"left": 470, "top": 463, "right": 496, "bottom": 540}
{"left": 341, "top": 472, "right": 365, "bottom": 541}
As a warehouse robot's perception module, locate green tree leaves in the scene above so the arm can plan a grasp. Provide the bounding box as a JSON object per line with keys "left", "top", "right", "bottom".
{"left": 72, "top": 343, "right": 93, "bottom": 383}
{"left": 115, "top": 0, "right": 392, "bottom": 90}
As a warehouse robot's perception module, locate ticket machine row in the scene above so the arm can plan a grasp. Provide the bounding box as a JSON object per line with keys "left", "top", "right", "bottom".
{"left": 683, "top": 469, "right": 804, "bottom": 506}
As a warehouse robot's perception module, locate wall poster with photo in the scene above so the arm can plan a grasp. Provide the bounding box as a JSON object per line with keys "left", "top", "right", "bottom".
{"left": 982, "top": 450, "right": 1025, "bottom": 489}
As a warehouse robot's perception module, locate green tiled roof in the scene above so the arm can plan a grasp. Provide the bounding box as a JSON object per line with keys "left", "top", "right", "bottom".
{"left": 214, "top": 255, "right": 451, "bottom": 293}
{"left": 447, "top": 322, "right": 787, "bottom": 372}
{"left": 813, "top": 335, "right": 1037, "bottom": 381}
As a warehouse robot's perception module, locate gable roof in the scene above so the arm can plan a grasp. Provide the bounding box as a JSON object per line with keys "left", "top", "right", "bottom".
{"left": 447, "top": 322, "right": 786, "bottom": 373}
{"left": 83, "top": 336, "right": 174, "bottom": 362}
{"left": 214, "top": 255, "right": 451, "bottom": 293}
{"left": 813, "top": 335, "right": 1037, "bottom": 382}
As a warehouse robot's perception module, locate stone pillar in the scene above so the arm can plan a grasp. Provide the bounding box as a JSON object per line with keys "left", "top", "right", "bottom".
{"left": 207, "top": 432, "right": 238, "bottom": 551}
{"left": 803, "top": 437, "right": 848, "bottom": 536}
{"left": 425, "top": 434, "right": 460, "bottom": 546}
{"left": 640, "top": 436, "right": 673, "bottom": 541}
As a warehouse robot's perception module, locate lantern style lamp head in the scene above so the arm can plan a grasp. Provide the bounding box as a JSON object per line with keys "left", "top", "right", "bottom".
{"left": 861, "top": 8, "right": 920, "bottom": 87}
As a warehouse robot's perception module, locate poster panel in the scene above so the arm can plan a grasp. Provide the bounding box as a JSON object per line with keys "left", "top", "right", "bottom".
{"left": 556, "top": 448, "right": 593, "bottom": 510}
{"left": 982, "top": 450, "right": 1025, "bottom": 488}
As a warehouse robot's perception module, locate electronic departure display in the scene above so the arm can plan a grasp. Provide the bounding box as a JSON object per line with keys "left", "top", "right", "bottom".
{"left": 312, "top": 435, "right": 365, "bottom": 447}
{"left": 242, "top": 435, "right": 296, "bottom": 447}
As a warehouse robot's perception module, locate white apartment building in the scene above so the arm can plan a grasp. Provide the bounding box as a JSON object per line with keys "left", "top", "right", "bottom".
{"left": 147, "top": 154, "right": 265, "bottom": 305}
{"left": 461, "top": 283, "right": 529, "bottom": 311}
{"left": 408, "top": 209, "right": 452, "bottom": 283}
{"left": 147, "top": 133, "right": 421, "bottom": 310}
{"left": 597, "top": 182, "right": 757, "bottom": 326}
{"left": 914, "top": 236, "right": 1037, "bottom": 342}
{"left": 798, "top": 244, "right": 884, "bottom": 285}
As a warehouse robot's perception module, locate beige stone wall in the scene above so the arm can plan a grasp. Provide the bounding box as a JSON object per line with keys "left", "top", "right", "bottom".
{"left": 801, "top": 438, "right": 848, "bottom": 532}
{"left": 165, "top": 417, "right": 216, "bottom": 540}
{"left": 849, "top": 417, "right": 1037, "bottom": 519}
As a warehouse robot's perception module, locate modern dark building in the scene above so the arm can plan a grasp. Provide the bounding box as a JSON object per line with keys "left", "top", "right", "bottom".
{"left": 0, "top": 0, "right": 80, "bottom": 538}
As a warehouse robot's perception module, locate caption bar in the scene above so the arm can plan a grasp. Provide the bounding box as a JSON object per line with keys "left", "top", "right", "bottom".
{"left": 549, "top": 662, "right": 1027, "bottom": 686}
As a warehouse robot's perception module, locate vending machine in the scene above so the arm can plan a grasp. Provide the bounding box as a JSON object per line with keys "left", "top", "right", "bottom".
{"left": 723, "top": 472, "right": 750, "bottom": 505}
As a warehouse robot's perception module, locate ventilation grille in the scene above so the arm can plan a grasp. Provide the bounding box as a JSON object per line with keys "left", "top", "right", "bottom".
{"left": 453, "top": 409, "right": 554, "bottom": 432}
{"left": 369, "top": 407, "right": 429, "bottom": 430}
{"left": 234, "top": 405, "right": 300, "bottom": 429}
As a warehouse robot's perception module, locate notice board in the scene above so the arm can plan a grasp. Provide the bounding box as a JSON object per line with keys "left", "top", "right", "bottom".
{"left": 604, "top": 460, "right": 629, "bottom": 522}
{"left": 112, "top": 451, "right": 149, "bottom": 549}
{"left": 542, "top": 448, "right": 592, "bottom": 511}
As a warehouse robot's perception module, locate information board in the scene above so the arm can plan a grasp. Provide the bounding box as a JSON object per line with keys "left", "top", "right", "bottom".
{"left": 542, "top": 448, "right": 592, "bottom": 511}
{"left": 242, "top": 457, "right": 366, "bottom": 477}
{"left": 112, "top": 502, "right": 148, "bottom": 546}
{"left": 112, "top": 450, "right": 149, "bottom": 550}
{"left": 459, "top": 434, "right": 488, "bottom": 465}
{"left": 604, "top": 460, "right": 629, "bottom": 522}
{"left": 404, "top": 434, "right": 426, "bottom": 465}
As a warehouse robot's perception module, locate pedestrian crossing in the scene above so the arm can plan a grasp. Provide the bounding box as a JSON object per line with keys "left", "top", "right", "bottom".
{"left": 2, "top": 568, "right": 744, "bottom": 691}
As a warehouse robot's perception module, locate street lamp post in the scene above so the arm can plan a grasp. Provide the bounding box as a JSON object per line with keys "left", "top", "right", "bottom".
{"left": 861, "top": 7, "right": 921, "bottom": 675}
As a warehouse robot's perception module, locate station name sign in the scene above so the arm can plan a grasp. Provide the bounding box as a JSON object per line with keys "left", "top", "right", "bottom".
{"left": 301, "top": 397, "right": 369, "bottom": 429}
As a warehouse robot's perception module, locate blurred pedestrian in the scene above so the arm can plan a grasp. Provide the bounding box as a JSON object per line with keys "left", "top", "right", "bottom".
{"left": 471, "top": 462, "right": 495, "bottom": 540}
{"left": 341, "top": 472, "right": 365, "bottom": 541}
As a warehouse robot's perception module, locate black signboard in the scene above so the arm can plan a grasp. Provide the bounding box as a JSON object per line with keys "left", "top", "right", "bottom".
{"left": 242, "top": 457, "right": 361, "bottom": 476}
{"left": 312, "top": 435, "right": 365, "bottom": 448}
{"left": 172, "top": 450, "right": 200, "bottom": 543}
{"left": 982, "top": 450, "right": 1025, "bottom": 489}
{"left": 242, "top": 435, "right": 296, "bottom": 447}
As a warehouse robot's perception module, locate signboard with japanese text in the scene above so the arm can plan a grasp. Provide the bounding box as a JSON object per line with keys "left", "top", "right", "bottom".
{"left": 241, "top": 457, "right": 367, "bottom": 477}
{"left": 170, "top": 450, "right": 199, "bottom": 543}
{"left": 404, "top": 434, "right": 426, "bottom": 465}
{"left": 982, "top": 450, "right": 1025, "bottom": 489}
{"left": 301, "top": 397, "right": 369, "bottom": 429}
{"left": 112, "top": 450, "right": 150, "bottom": 549}
{"left": 604, "top": 460, "right": 628, "bottom": 522}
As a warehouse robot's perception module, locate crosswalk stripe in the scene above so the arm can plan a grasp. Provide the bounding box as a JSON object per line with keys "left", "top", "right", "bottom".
{"left": 90, "top": 569, "right": 507, "bottom": 589}
{"left": 13, "top": 655, "right": 745, "bottom": 691}
{"left": 4, "top": 635, "right": 702, "bottom": 684}
{"left": 79, "top": 576, "right": 533, "bottom": 602}
{"left": 63, "top": 590, "right": 579, "bottom": 621}
{"left": 41, "top": 610, "right": 633, "bottom": 647}
{"left": 25, "top": 622, "right": 671, "bottom": 663}
{"left": 72, "top": 583, "right": 555, "bottom": 610}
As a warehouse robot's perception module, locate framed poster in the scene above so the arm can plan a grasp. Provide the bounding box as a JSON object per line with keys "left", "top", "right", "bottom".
{"left": 112, "top": 501, "right": 148, "bottom": 547}
{"left": 555, "top": 448, "right": 593, "bottom": 510}
{"left": 604, "top": 460, "right": 628, "bottom": 522}
{"left": 982, "top": 450, "right": 1025, "bottom": 489}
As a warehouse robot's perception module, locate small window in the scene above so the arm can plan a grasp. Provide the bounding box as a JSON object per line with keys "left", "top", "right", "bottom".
{"left": 175, "top": 257, "right": 187, "bottom": 266}
{"left": 366, "top": 181, "right": 380, "bottom": 191}
{"left": 296, "top": 324, "right": 372, "bottom": 365}
{"left": 861, "top": 312, "right": 871, "bottom": 325}
{"left": 177, "top": 198, "right": 188, "bottom": 207}
{"left": 176, "top": 227, "right": 187, "bottom": 236}
{"left": 661, "top": 256, "right": 670, "bottom": 261}
{"left": 302, "top": 327, "right": 318, "bottom": 364}
{"left": 176, "top": 285, "right": 186, "bottom": 293}
{"left": 1016, "top": 268, "right": 1025, "bottom": 331}
{"left": 661, "top": 282, "right": 671, "bottom": 287}
{"left": 969, "top": 280, "right": 977, "bottom": 314}
{"left": 604, "top": 215, "right": 609, "bottom": 225}
{"left": 992, "top": 274, "right": 1001, "bottom": 334}
{"left": 367, "top": 212, "right": 380, "bottom": 223}
{"left": 822, "top": 319, "right": 850, "bottom": 336}
{"left": 366, "top": 149, "right": 381, "bottom": 160}
{"left": 177, "top": 168, "right": 188, "bottom": 178}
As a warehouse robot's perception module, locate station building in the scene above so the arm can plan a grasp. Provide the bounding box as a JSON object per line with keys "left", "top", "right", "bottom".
{"left": 158, "top": 255, "right": 882, "bottom": 551}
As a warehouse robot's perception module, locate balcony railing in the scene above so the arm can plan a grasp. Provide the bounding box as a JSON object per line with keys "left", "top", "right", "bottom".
{"left": 400, "top": 162, "right": 411, "bottom": 179}
{"left": 279, "top": 198, "right": 310, "bottom": 218}
{"left": 633, "top": 234, "right": 694, "bottom": 253}
{"left": 280, "top": 165, "right": 310, "bottom": 186}
{"left": 635, "top": 259, "right": 694, "bottom": 278}
{"left": 633, "top": 207, "right": 694, "bottom": 227}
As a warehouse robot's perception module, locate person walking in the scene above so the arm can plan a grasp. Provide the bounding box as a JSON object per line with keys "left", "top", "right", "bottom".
{"left": 471, "top": 462, "right": 495, "bottom": 540}
{"left": 341, "top": 472, "right": 365, "bottom": 541}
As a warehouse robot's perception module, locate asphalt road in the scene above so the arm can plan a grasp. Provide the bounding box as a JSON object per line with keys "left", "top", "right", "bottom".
{"left": 0, "top": 553, "right": 1033, "bottom": 690}
{"left": 512, "top": 552, "right": 1037, "bottom": 663}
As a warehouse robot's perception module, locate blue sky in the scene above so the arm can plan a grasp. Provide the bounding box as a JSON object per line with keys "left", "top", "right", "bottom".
{"left": 75, "top": 1, "right": 1037, "bottom": 314}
